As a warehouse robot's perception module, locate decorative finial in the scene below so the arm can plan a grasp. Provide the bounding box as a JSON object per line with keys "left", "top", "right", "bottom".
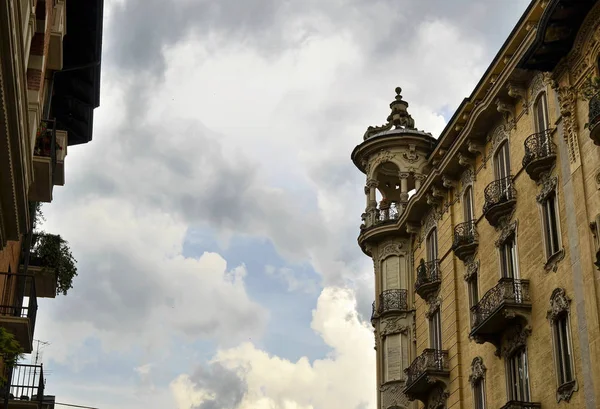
{"left": 362, "top": 86, "right": 417, "bottom": 140}
{"left": 395, "top": 87, "right": 402, "bottom": 98}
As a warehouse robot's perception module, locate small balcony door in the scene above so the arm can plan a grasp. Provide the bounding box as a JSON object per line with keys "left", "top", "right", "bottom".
{"left": 535, "top": 93, "right": 549, "bottom": 133}
{"left": 426, "top": 228, "right": 438, "bottom": 262}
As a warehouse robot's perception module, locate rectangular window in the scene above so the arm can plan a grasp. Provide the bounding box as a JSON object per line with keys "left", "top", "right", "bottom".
{"left": 507, "top": 348, "right": 531, "bottom": 402}
{"left": 500, "top": 237, "right": 518, "bottom": 279}
{"left": 383, "top": 333, "right": 409, "bottom": 382}
{"left": 429, "top": 308, "right": 442, "bottom": 351}
{"left": 535, "top": 93, "right": 549, "bottom": 133}
{"left": 468, "top": 276, "right": 479, "bottom": 308}
{"left": 464, "top": 186, "right": 474, "bottom": 223}
{"left": 494, "top": 141, "right": 511, "bottom": 180}
{"left": 553, "top": 316, "right": 574, "bottom": 385}
{"left": 426, "top": 228, "right": 438, "bottom": 262}
{"left": 542, "top": 192, "right": 561, "bottom": 257}
{"left": 473, "top": 378, "right": 486, "bottom": 409}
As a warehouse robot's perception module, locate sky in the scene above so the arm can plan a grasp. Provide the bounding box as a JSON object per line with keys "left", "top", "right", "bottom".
{"left": 33, "top": 1, "right": 530, "bottom": 408}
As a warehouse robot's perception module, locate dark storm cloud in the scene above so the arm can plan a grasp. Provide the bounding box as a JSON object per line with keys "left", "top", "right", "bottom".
{"left": 190, "top": 363, "right": 248, "bottom": 409}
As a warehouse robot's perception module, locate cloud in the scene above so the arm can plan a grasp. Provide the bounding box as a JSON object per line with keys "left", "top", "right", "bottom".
{"left": 36, "top": 198, "right": 268, "bottom": 363}
{"left": 265, "top": 265, "right": 319, "bottom": 294}
{"left": 171, "top": 287, "right": 375, "bottom": 409}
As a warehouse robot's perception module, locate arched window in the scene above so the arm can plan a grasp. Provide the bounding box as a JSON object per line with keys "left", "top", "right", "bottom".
{"left": 464, "top": 185, "right": 474, "bottom": 223}
{"left": 494, "top": 140, "right": 511, "bottom": 180}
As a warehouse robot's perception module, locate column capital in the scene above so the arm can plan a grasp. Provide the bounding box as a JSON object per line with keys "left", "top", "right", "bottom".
{"left": 366, "top": 179, "right": 379, "bottom": 188}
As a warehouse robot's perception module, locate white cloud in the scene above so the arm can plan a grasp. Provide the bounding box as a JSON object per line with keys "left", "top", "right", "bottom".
{"left": 171, "top": 287, "right": 375, "bottom": 409}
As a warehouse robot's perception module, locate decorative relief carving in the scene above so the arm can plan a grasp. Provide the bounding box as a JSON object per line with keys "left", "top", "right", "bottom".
{"left": 536, "top": 174, "right": 558, "bottom": 203}
{"left": 547, "top": 288, "right": 571, "bottom": 322}
{"left": 496, "top": 98, "right": 516, "bottom": 129}
{"left": 507, "top": 82, "right": 528, "bottom": 114}
{"left": 380, "top": 243, "right": 404, "bottom": 261}
{"left": 499, "top": 324, "right": 532, "bottom": 359}
{"left": 425, "top": 296, "right": 441, "bottom": 319}
{"left": 458, "top": 152, "right": 473, "bottom": 168}
{"left": 367, "top": 150, "right": 396, "bottom": 176}
{"left": 380, "top": 381, "right": 410, "bottom": 409}
{"left": 422, "top": 209, "right": 439, "bottom": 237}
{"left": 557, "top": 380, "right": 577, "bottom": 403}
{"left": 467, "top": 139, "right": 484, "bottom": 157}
{"left": 460, "top": 168, "right": 475, "bottom": 191}
{"left": 381, "top": 317, "right": 410, "bottom": 336}
{"left": 366, "top": 179, "right": 379, "bottom": 188}
{"left": 495, "top": 220, "right": 518, "bottom": 247}
{"left": 427, "top": 385, "right": 449, "bottom": 409}
{"left": 555, "top": 86, "right": 581, "bottom": 165}
{"left": 464, "top": 258, "right": 480, "bottom": 282}
{"left": 403, "top": 144, "right": 420, "bottom": 163}
{"left": 468, "top": 357, "right": 487, "bottom": 386}
{"left": 488, "top": 123, "right": 509, "bottom": 153}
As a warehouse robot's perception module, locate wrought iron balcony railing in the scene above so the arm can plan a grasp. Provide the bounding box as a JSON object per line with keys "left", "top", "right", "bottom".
{"left": 404, "top": 349, "right": 449, "bottom": 387}
{"left": 415, "top": 260, "right": 441, "bottom": 299}
{"left": 373, "top": 289, "right": 409, "bottom": 318}
{"left": 588, "top": 93, "right": 600, "bottom": 145}
{"left": 499, "top": 401, "right": 541, "bottom": 409}
{"left": 522, "top": 129, "right": 556, "bottom": 180}
{"left": 471, "top": 278, "right": 530, "bottom": 329}
{"left": 378, "top": 202, "right": 401, "bottom": 223}
{"left": 483, "top": 176, "right": 516, "bottom": 225}
{"left": 452, "top": 220, "right": 478, "bottom": 261}
{"left": 0, "top": 272, "right": 38, "bottom": 352}
{"left": 3, "top": 364, "right": 45, "bottom": 403}
{"left": 34, "top": 119, "right": 58, "bottom": 172}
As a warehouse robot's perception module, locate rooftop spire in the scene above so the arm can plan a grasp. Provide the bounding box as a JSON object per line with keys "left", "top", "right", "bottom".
{"left": 364, "top": 87, "right": 417, "bottom": 140}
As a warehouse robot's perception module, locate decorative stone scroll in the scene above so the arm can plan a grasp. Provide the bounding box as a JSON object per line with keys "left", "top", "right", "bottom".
{"left": 427, "top": 385, "right": 449, "bottom": 409}
{"left": 464, "top": 258, "right": 480, "bottom": 282}
{"left": 488, "top": 123, "right": 509, "bottom": 153}
{"left": 499, "top": 324, "right": 532, "bottom": 359}
{"left": 403, "top": 144, "right": 420, "bottom": 163}
{"left": 555, "top": 85, "right": 581, "bottom": 165}
{"left": 367, "top": 149, "right": 396, "bottom": 177}
{"left": 381, "top": 316, "right": 410, "bottom": 337}
{"left": 536, "top": 174, "right": 558, "bottom": 203}
{"left": 468, "top": 357, "right": 487, "bottom": 386}
{"left": 380, "top": 243, "right": 404, "bottom": 261}
{"left": 425, "top": 296, "right": 441, "bottom": 319}
{"left": 495, "top": 220, "right": 518, "bottom": 247}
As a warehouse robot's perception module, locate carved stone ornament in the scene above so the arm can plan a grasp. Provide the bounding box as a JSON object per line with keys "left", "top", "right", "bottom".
{"left": 467, "top": 139, "right": 484, "bottom": 157}
{"left": 425, "top": 296, "right": 441, "bottom": 319}
{"left": 557, "top": 379, "right": 577, "bottom": 403}
{"left": 556, "top": 86, "right": 581, "bottom": 165}
{"left": 403, "top": 144, "right": 420, "bottom": 164}
{"left": 488, "top": 123, "right": 509, "bottom": 153}
{"left": 496, "top": 98, "right": 516, "bottom": 129}
{"left": 366, "top": 179, "right": 379, "bottom": 188}
{"left": 427, "top": 385, "right": 449, "bottom": 409}
{"left": 529, "top": 72, "right": 548, "bottom": 102}
{"left": 468, "top": 357, "right": 487, "bottom": 386}
{"left": 545, "top": 249, "right": 565, "bottom": 273}
{"left": 547, "top": 288, "right": 571, "bottom": 322}
{"left": 406, "top": 223, "right": 420, "bottom": 235}
{"left": 367, "top": 149, "right": 396, "bottom": 177}
{"left": 494, "top": 220, "right": 518, "bottom": 247}
{"left": 381, "top": 316, "right": 410, "bottom": 336}
{"left": 499, "top": 324, "right": 532, "bottom": 359}
{"left": 464, "top": 258, "right": 480, "bottom": 282}
{"left": 421, "top": 209, "right": 439, "bottom": 241}
{"left": 460, "top": 168, "right": 475, "bottom": 197}
{"left": 536, "top": 174, "right": 558, "bottom": 203}
{"left": 507, "top": 82, "right": 528, "bottom": 114}
{"left": 458, "top": 152, "right": 473, "bottom": 168}
{"left": 380, "top": 380, "right": 410, "bottom": 409}
{"left": 441, "top": 175, "right": 456, "bottom": 189}
{"left": 374, "top": 328, "right": 378, "bottom": 351}
{"left": 380, "top": 243, "right": 404, "bottom": 261}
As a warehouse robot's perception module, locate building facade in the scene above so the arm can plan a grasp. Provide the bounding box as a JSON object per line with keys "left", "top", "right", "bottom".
{"left": 351, "top": 1, "right": 600, "bottom": 409}
{"left": 0, "top": 0, "right": 103, "bottom": 406}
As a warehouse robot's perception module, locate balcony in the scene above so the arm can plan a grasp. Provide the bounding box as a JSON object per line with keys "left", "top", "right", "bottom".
{"left": 452, "top": 220, "right": 479, "bottom": 261}
{"left": 415, "top": 260, "right": 441, "bottom": 300}
{"left": 0, "top": 273, "right": 37, "bottom": 353}
{"left": 589, "top": 93, "right": 600, "bottom": 146}
{"left": 53, "top": 130, "right": 67, "bottom": 186}
{"left": 3, "top": 364, "right": 45, "bottom": 408}
{"left": 24, "top": 257, "right": 57, "bottom": 299}
{"left": 47, "top": 0, "right": 66, "bottom": 71}
{"left": 403, "top": 349, "right": 449, "bottom": 402}
{"left": 522, "top": 129, "right": 556, "bottom": 181}
{"left": 499, "top": 401, "right": 541, "bottom": 409}
{"left": 483, "top": 176, "right": 516, "bottom": 226}
{"left": 470, "top": 278, "right": 531, "bottom": 347}
{"left": 29, "top": 120, "right": 59, "bottom": 203}
{"left": 371, "top": 289, "right": 409, "bottom": 320}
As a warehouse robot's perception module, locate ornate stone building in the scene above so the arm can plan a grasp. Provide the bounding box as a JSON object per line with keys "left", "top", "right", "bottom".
{"left": 0, "top": 0, "right": 103, "bottom": 406}
{"left": 351, "top": 1, "right": 600, "bottom": 409}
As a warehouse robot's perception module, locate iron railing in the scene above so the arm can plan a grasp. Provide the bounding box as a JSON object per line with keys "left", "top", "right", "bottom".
{"left": 522, "top": 129, "right": 556, "bottom": 168}
{"left": 404, "top": 349, "right": 449, "bottom": 387}
{"left": 483, "top": 176, "right": 516, "bottom": 214}
{"left": 589, "top": 93, "right": 600, "bottom": 130}
{"left": 374, "top": 289, "right": 409, "bottom": 316}
{"left": 452, "top": 220, "right": 478, "bottom": 250}
{"left": 3, "top": 364, "right": 44, "bottom": 403}
{"left": 415, "top": 260, "right": 440, "bottom": 291}
{"left": 0, "top": 272, "right": 37, "bottom": 336}
{"left": 470, "top": 278, "right": 530, "bottom": 328}
{"left": 499, "top": 401, "right": 541, "bottom": 409}
{"left": 35, "top": 119, "right": 58, "bottom": 175}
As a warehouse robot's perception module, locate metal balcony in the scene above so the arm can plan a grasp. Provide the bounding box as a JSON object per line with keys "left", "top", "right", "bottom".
{"left": 403, "top": 349, "right": 449, "bottom": 403}
{"left": 415, "top": 260, "right": 441, "bottom": 300}
{"left": 371, "top": 289, "right": 409, "bottom": 321}
{"left": 0, "top": 273, "right": 37, "bottom": 353}
{"left": 452, "top": 220, "right": 479, "bottom": 261}
{"left": 483, "top": 176, "right": 516, "bottom": 226}
{"left": 499, "top": 401, "right": 541, "bottom": 409}
{"left": 470, "top": 278, "right": 531, "bottom": 346}
{"left": 30, "top": 120, "right": 58, "bottom": 203}
{"left": 522, "top": 129, "right": 556, "bottom": 181}
{"left": 2, "top": 364, "right": 45, "bottom": 407}
{"left": 589, "top": 93, "right": 600, "bottom": 146}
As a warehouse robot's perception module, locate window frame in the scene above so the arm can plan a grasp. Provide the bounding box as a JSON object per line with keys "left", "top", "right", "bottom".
{"left": 534, "top": 92, "right": 550, "bottom": 133}
{"left": 473, "top": 377, "right": 486, "bottom": 409}
{"left": 539, "top": 190, "right": 563, "bottom": 261}
{"left": 499, "top": 235, "right": 520, "bottom": 280}
{"left": 493, "top": 140, "right": 511, "bottom": 181}
{"left": 464, "top": 185, "right": 475, "bottom": 223}
{"left": 505, "top": 347, "right": 532, "bottom": 402}
{"left": 426, "top": 227, "right": 438, "bottom": 263}
{"left": 429, "top": 306, "right": 443, "bottom": 351}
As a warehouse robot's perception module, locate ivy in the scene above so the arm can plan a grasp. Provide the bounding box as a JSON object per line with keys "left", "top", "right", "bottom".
{"left": 31, "top": 232, "right": 77, "bottom": 296}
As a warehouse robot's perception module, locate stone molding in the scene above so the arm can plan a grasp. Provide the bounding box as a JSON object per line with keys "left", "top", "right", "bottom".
{"left": 468, "top": 357, "right": 487, "bottom": 386}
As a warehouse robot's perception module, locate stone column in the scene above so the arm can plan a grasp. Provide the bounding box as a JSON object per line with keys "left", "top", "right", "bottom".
{"left": 399, "top": 173, "right": 410, "bottom": 202}
{"left": 414, "top": 174, "right": 425, "bottom": 192}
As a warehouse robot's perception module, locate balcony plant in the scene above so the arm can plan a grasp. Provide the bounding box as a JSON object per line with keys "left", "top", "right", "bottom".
{"left": 34, "top": 121, "right": 63, "bottom": 157}
{"left": 0, "top": 328, "right": 24, "bottom": 386}
{"left": 30, "top": 232, "right": 77, "bottom": 296}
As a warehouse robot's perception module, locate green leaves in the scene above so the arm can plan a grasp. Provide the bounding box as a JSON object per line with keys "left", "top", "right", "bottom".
{"left": 0, "top": 328, "right": 24, "bottom": 386}
{"left": 31, "top": 232, "right": 78, "bottom": 296}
